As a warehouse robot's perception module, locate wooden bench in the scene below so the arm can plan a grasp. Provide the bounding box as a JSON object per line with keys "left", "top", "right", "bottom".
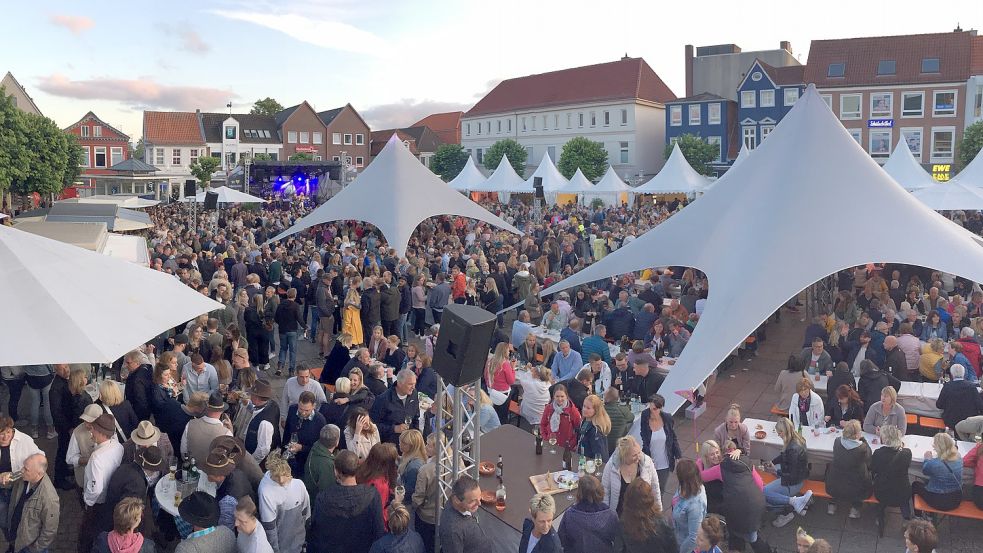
{"left": 769, "top": 406, "right": 789, "bottom": 418}
{"left": 914, "top": 496, "right": 983, "bottom": 521}
{"left": 508, "top": 400, "right": 522, "bottom": 427}
{"left": 919, "top": 416, "right": 946, "bottom": 431}
{"left": 800, "top": 480, "right": 878, "bottom": 504}
{"left": 906, "top": 413, "right": 919, "bottom": 427}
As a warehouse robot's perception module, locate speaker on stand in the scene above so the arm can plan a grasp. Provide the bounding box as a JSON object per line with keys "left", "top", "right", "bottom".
{"left": 432, "top": 304, "right": 497, "bottom": 387}
{"left": 532, "top": 176, "right": 544, "bottom": 219}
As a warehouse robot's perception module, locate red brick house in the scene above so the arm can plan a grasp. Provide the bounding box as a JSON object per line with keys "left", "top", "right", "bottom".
{"left": 65, "top": 111, "right": 130, "bottom": 187}
{"left": 413, "top": 111, "right": 463, "bottom": 145}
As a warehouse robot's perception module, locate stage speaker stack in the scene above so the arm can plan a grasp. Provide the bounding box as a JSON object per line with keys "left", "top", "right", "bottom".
{"left": 184, "top": 180, "right": 196, "bottom": 198}
{"left": 204, "top": 191, "right": 219, "bottom": 210}
{"left": 533, "top": 176, "right": 544, "bottom": 200}
{"left": 432, "top": 304, "right": 497, "bottom": 386}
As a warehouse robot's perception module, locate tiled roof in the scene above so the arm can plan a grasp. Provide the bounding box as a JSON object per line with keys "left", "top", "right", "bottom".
{"left": 199, "top": 112, "right": 280, "bottom": 144}
{"left": 971, "top": 36, "right": 983, "bottom": 75}
{"left": 399, "top": 126, "right": 443, "bottom": 153}
{"left": 65, "top": 111, "right": 129, "bottom": 140}
{"left": 143, "top": 111, "right": 204, "bottom": 145}
{"left": 274, "top": 105, "right": 300, "bottom": 127}
{"left": 757, "top": 61, "right": 806, "bottom": 86}
{"left": 413, "top": 111, "right": 462, "bottom": 144}
{"left": 317, "top": 107, "right": 344, "bottom": 126}
{"left": 667, "top": 92, "right": 729, "bottom": 104}
{"left": 804, "top": 31, "right": 976, "bottom": 87}
{"left": 466, "top": 57, "right": 677, "bottom": 117}
{"left": 370, "top": 129, "right": 414, "bottom": 156}
{"left": 1, "top": 71, "right": 42, "bottom": 115}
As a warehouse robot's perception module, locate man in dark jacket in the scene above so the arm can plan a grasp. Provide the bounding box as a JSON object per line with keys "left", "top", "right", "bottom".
{"left": 629, "top": 360, "right": 664, "bottom": 402}
{"left": 274, "top": 288, "right": 306, "bottom": 376}
{"left": 310, "top": 450, "right": 384, "bottom": 553}
{"left": 123, "top": 351, "right": 154, "bottom": 422}
{"left": 361, "top": 278, "right": 383, "bottom": 332}
{"left": 369, "top": 370, "right": 418, "bottom": 445}
{"left": 283, "top": 392, "right": 327, "bottom": 477}
{"left": 936, "top": 364, "right": 983, "bottom": 429}
{"left": 315, "top": 272, "right": 337, "bottom": 357}
{"left": 397, "top": 276, "right": 412, "bottom": 343}
{"left": 101, "top": 446, "right": 162, "bottom": 536}
{"left": 379, "top": 280, "right": 400, "bottom": 338}
{"left": 858, "top": 360, "right": 901, "bottom": 416}
{"left": 603, "top": 305, "right": 635, "bottom": 341}
{"left": 439, "top": 475, "right": 489, "bottom": 553}
{"left": 49, "top": 364, "right": 76, "bottom": 489}
{"left": 882, "top": 336, "right": 911, "bottom": 381}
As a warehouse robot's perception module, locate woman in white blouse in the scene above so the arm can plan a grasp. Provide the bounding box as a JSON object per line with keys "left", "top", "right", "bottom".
{"left": 515, "top": 364, "right": 553, "bottom": 427}
{"left": 788, "top": 378, "right": 825, "bottom": 429}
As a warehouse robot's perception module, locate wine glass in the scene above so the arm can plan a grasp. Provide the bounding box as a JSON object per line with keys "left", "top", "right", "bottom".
{"left": 394, "top": 480, "right": 406, "bottom": 503}
{"left": 404, "top": 414, "right": 414, "bottom": 430}
{"left": 548, "top": 435, "right": 558, "bottom": 455}
{"left": 593, "top": 453, "right": 603, "bottom": 474}
{"left": 284, "top": 432, "right": 299, "bottom": 460}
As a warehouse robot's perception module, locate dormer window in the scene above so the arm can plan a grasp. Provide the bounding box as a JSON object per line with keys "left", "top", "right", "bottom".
{"left": 827, "top": 63, "right": 845, "bottom": 78}
{"left": 921, "top": 58, "right": 940, "bottom": 73}
{"left": 876, "top": 60, "right": 896, "bottom": 76}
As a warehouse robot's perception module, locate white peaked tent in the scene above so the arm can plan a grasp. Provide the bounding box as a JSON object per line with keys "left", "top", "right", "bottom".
{"left": 269, "top": 136, "right": 522, "bottom": 256}
{"left": 951, "top": 147, "right": 983, "bottom": 188}
{"left": 0, "top": 225, "right": 223, "bottom": 364}
{"left": 555, "top": 168, "right": 595, "bottom": 205}
{"left": 633, "top": 143, "right": 711, "bottom": 196}
{"left": 184, "top": 186, "right": 267, "bottom": 203}
{"left": 529, "top": 85, "right": 983, "bottom": 414}
{"left": 911, "top": 180, "right": 983, "bottom": 210}
{"left": 732, "top": 143, "right": 751, "bottom": 168}
{"left": 472, "top": 155, "right": 530, "bottom": 203}
{"left": 447, "top": 156, "right": 486, "bottom": 193}
{"left": 882, "top": 143, "right": 938, "bottom": 191}
{"left": 584, "top": 166, "right": 634, "bottom": 207}
{"left": 526, "top": 153, "right": 569, "bottom": 205}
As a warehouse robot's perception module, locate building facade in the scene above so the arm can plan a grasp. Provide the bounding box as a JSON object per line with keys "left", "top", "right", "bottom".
{"left": 1, "top": 72, "right": 42, "bottom": 115}
{"left": 65, "top": 111, "right": 130, "bottom": 193}
{"left": 413, "top": 111, "right": 463, "bottom": 145}
{"left": 462, "top": 57, "right": 677, "bottom": 179}
{"left": 143, "top": 111, "right": 207, "bottom": 197}
{"left": 736, "top": 60, "right": 805, "bottom": 151}
{"left": 316, "top": 104, "right": 372, "bottom": 171}
{"left": 198, "top": 111, "right": 282, "bottom": 172}
{"left": 370, "top": 126, "right": 443, "bottom": 167}
{"left": 665, "top": 93, "right": 737, "bottom": 175}
{"left": 685, "top": 42, "right": 801, "bottom": 101}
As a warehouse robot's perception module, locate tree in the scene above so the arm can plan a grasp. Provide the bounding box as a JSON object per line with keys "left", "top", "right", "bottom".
{"left": 11, "top": 113, "right": 78, "bottom": 203}
{"left": 251, "top": 97, "right": 285, "bottom": 117}
{"left": 958, "top": 121, "right": 983, "bottom": 172}
{"left": 663, "top": 134, "right": 719, "bottom": 177}
{"left": 131, "top": 137, "right": 145, "bottom": 161}
{"left": 430, "top": 144, "right": 470, "bottom": 181}
{"left": 0, "top": 88, "right": 29, "bottom": 211}
{"left": 558, "top": 136, "right": 608, "bottom": 180}
{"left": 252, "top": 152, "right": 272, "bottom": 162}
{"left": 189, "top": 156, "right": 221, "bottom": 191}
{"left": 289, "top": 152, "right": 314, "bottom": 161}
{"left": 484, "top": 139, "right": 527, "bottom": 175}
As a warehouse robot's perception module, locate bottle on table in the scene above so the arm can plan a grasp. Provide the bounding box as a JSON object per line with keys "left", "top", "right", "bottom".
{"left": 495, "top": 482, "right": 507, "bottom": 511}
{"left": 577, "top": 447, "right": 586, "bottom": 477}
{"left": 496, "top": 454, "right": 504, "bottom": 480}
{"left": 534, "top": 429, "right": 543, "bottom": 455}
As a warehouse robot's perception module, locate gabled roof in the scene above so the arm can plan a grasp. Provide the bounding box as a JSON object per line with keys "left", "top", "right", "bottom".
{"left": 413, "top": 111, "right": 462, "bottom": 144}
{"left": 1, "top": 71, "right": 42, "bottom": 115}
{"left": 399, "top": 126, "right": 443, "bottom": 153}
{"left": 65, "top": 111, "right": 129, "bottom": 140}
{"left": 274, "top": 104, "right": 300, "bottom": 127}
{"left": 316, "top": 107, "right": 344, "bottom": 126}
{"left": 466, "top": 57, "right": 677, "bottom": 117}
{"left": 199, "top": 112, "right": 281, "bottom": 144}
{"left": 667, "top": 92, "right": 729, "bottom": 104}
{"left": 804, "top": 31, "right": 976, "bottom": 87}
{"left": 370, "top": 130, "right": 414, "bottom": 156}
{"left": 370, "top": 126, "right": 444, "bottom": 157}
{"left": 764, "top": 63, "right": 806, "bottom": 86}
{"left": 143, "top": 111, "right": 205, "bottom": 146}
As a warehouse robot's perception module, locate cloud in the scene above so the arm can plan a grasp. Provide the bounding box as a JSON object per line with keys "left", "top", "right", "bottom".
{"left": 157, "top": 23, "right": 211, "bottom": 54}
{"left": 37, "top": 74, "right": 236, "bottom": 111}
{"left": 48, "top": 14, "right": 94, "bottom": 35}
{"left": 475, "top": 79, "right": 503, "bottom": 98}
{"left": 361, "top": 99, "right": 471, "bottom": 130}
{"left": 209, "top": 10, "right": 387, "bottom": 55}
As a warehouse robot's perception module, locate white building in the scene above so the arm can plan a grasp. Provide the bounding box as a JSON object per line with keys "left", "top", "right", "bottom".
{"left": 461, "top": 57, "right": 677, "bottom": 179}
{"left": 198, "top": 111, "right": 283, "bottom": 172}
{"left": 142, "top": 111, "right": 207, "bottom": 197}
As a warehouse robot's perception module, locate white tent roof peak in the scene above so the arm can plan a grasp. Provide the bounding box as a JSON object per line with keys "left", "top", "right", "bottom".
{"left": 560, "top": 168, "right": 595, "bottom": 193}
{"left": 633, "top": 142, "right": 711, "bottom": 195}
{"left": 530, "top": 83, "right": 983, "bottom": 414}
{"left": 951, "top": 145, "right": 983, "bottom": 188}
{"left": 473, "top": 154, "right": 529, "bottom": 193}
{"left": 593, "top": 166, "right": 633, "bottom": 192}
{"left": 526, "top": 152, "right": 568, "bottom": 191}
{"left": 911, "top": 180, "right": 983, "bottom": 210}
{"left": 447, "top": 156, "right": 486, "bottom": 192}
{"left": 732, "top": 143, "right": 751, "bottom": 168}
{"left": 882, "top": 142, "right": 937, "bottom": 191}
{"left": 269, "top": 136, "right": 522, "bottom": 256}
{"left": 184, "top": 185, "right": 267, "bottom": 204}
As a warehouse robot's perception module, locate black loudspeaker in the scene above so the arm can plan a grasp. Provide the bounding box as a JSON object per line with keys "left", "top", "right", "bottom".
{"left": 433, "top": 304, "right": 497, "bottom": 386}
{"left": 184, "top": 180, "right": 196, "bottom": 197}
{"left": 533, "top": 176, "right": 544, "bottom": 200}
{"left": 204, "top": 191, "right": 219, "bottom": 210}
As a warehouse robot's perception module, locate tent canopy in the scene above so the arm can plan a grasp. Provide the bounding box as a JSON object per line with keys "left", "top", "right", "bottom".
{"left": 527, "top": 85, "right": 983, "bottom": 414}
{"left": 584, "top": 166, "right": 634, "bottom": 207}
{"left": 268, "top": 136, "right": 522, "bottom": 256}
{"left": 447, "top": 156, "right": 486, "bottom": 192}
{"left": 559, "top": 168, "right": 595, "bottom": 193}
{"left": 525, "top": 152, "right": 568, "bottom": 191}
{"left": 951, "top": 146, "right": 983, "bottom": 188}
{"left": 185, "top": 185, "right": 267, "bottom": 204}
{"left": 911, "top": 180, "right": 983, "bottom": 210}
{"left": 633, "top": 144, "right": 710, "bottom": 195}
{"left": 882, "top": 143, "right": 938, "bottom": 191}
{"left": 471, "top": 154, "right": 529, "bottom": 194}
{"left": 0, "top": 225, "right": 222, "bottom": 364}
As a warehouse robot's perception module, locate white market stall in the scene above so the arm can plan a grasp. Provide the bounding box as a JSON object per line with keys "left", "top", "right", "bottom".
{"left": 911, "top": 180, "right": 983, "bottom": 210}
{"left": 471, "top": 155, "right": 530, "bottom": 204}
{"left": 525, "top": 153, "right": 568, "bottom": 205}
{"left": 554, "top": 168, "right": 595, "bottom": 205}
{"left": 950, "top": 146, "right": 983, "bottom": 188}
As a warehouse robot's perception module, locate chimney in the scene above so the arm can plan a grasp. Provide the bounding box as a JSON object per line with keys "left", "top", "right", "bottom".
{"left": 685, "top": 44, "right": 694, "bottom": 97}
{"left": 780, "top": 41, "right": 792, "bottom": 54}
{"left": 954, "top": 23, "right": 962, "bottom": 32}
{"left": 621, "top": 53, "right": 630, "bottom": 60}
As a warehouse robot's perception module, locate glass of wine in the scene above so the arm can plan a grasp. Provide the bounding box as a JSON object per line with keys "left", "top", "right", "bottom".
{"left": 284, "top": 432, "right": 299, "bottom": 460}
{"left": 169, "top": 457, "right": 178, "bottom": 481}
{"left": 394, "top": 480, "right": 406, "bottom": 503}
{"left": 404, "top": 414, "right": 414, "bottom": 429}
{"left": 593, "top": 453, "right": 603, "bottom": 475}
{"left": 548, "top": 435, "right": 558, "bottom": 455}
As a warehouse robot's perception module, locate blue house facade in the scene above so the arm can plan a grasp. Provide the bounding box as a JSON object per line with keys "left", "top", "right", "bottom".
{"left": 665, "top": 93, "right": 738, "bottom": 176}
{"left": 736, "top": 60, "right": 805, "bottom": 152}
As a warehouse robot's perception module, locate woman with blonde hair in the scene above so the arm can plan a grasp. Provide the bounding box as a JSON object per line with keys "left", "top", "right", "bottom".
{"left": 97, "top": 380, "right": 139, "bottom": 439}
{"left": 912, "top": 432, "right": 964, "bottom": 512}
{"left": 321, "top": 332, "right": 354, "bottom": 386}
{"left": 764, "top": 418, "right": 813, "bottom": 527}
{"left": 602, "top": 436, "right": 661, "bottom": 513}
{"left": 485, "top": 342, "right": 515, "bottom": 423}
{"left": 862, "top": 385, "right": 907, "bottom": 435}
{"left": 346, "top": 367, "right": 375, "bottom": 411}
{"left": 713, "top": 403, "right": 751, "bottom": 455}
{"left": 578, "top": 394, "right": 612, "bottom": 462}
{"left": 398, "top": 429, "right": 427, "bottom": 505}
{"left": 92, "top": 496, "right": 156, "bottom": 553}
{"left": 871, "top": 424, "right": 913, "bottom": 528}
{"left": 343, "top": 280, "right": 364, "bottom": 346}
{"left": 825, "top": 419, "right": 872, "bottom": 519}
{"left": 919, "top": 338, "right": 945, "bottom": 381}
{"left": 697, "top": 439, "right": 764, "bottom": 515}
{"left": 539, "top": 339, "right": 557, "bottom": 368}
{"left": 258, "top": 452, "right": 310, "bottom": 553}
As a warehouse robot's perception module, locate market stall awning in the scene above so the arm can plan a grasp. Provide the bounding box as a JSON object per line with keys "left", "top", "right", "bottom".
{"left": 183, "top": 185, "right": 267, "bottom": 204}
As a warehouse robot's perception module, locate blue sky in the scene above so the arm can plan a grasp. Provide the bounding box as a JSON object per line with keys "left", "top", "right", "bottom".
{"left": 2, "top": 0, "right": 981, "bottom": 140}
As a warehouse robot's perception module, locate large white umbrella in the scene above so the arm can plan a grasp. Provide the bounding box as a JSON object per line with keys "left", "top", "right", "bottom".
{"left": 911, "top": 181, "right": 983, "bottom": 210}
{"left": 0, "top": 225, "right": 223, "bottom": 365}
{"left": 184, "top": 186, "right": 267, "bottom": 204}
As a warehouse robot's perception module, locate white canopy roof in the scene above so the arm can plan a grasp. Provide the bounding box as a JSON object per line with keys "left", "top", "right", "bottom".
{"left": 633, "top": 144, "right": 711, "bottom": 195}
{"left": 447, "top": 156, "right": 486, "bottom": 192}
{"left": 530, "top": 85, "right": 983, "bottom": 414}
{"left": 732, "top": 143, "right": 751, "bottom": 168}
{"left": 583, "top": 166, "right": 634, "bottom": 206}
{"left": 471, "top": 155, "right": 529, "bottom": 193}
{"left": 269, "top": 136, "right": 522, "bottom": 256}
{"left": 0, "top": 225, "right": 222, "bottom": 365}
{"left": 951, "top": 146, "right": 983, "bottom": 188}
{"left": 526, "top": 152, "right": 568, "bottom": 191}
{"left": 185, "top": 185, "right": 267, "bottom": 204}
{"left": 58, "top": 195, "right": 160, "bottom": 209}
{"left": 882, "top": 143, "right": 938, "bottom": 191}
{"left": 911, "top": 180, "right": 983, "bottom": 210}
{"left": 559, "top": 168, "right": 595, "bottom": 193}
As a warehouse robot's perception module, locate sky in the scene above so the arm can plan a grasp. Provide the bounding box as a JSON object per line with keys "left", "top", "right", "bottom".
{"left": 2, "top": 0, "right": 981, "bottom": 141}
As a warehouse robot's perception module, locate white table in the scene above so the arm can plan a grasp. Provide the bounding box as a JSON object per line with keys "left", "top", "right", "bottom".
{"left": 812, "top": 375, "right": 975, "bottom": 418}
{"left": 529, "top": 326, "right": 620, "bottom": 359}
{"left": 744, "top": 417, "right": 976, "bottom": 485}
{"left": 154, "top": 476, "right": 217, "bottom": 516}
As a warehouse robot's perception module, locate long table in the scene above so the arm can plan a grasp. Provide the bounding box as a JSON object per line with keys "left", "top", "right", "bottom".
{"left": 528, "top": 325, "right": 621, "bottom": 359}
{"left": 744, "top": 417, "right": 976, "bottom": 485}
{"left": 811, "top": 375, "right": 978, "bottom": 418}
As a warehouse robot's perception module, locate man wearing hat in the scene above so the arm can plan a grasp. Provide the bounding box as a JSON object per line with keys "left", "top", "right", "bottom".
{"left": 67, "top": 404, "right": 102, "bottom": 489}
{"left": 124, "top": 420, "right": 175, "bottom": 465}
{"left": 102, "top": 446, "right": 162, "bottom": 537}
{"left": 176, "top": 492, "right": 236, "bottom": 553}
{"left": 201, "top": 447, "right": 252, "bottom": 530}
{"left": 183, "top": 391, "right": 233, "bottom": 468}
{"left": 241, "top": 381, "right": 281, "bottom": 465}
{"left": 210, "top": 435, "right": 263, "bottom": 490}
{"left": 79, "top": 414, "right": 124, "bottom": 553}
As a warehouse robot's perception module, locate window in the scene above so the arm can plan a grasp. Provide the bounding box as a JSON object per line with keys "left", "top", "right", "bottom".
{"left": 708, "top": 103, "right": 721, "bottom": 125}
{"left": 902, "top": 92, "right": 924, "bottom": 117}
{"left": 287, "top": 131, "right": 297, "bottom": 143}
{"left": 706, "top": 137, "right": 721, "bottom": 162}
{"left": 741, "top": 91, "right": 756, "bottom": 108}
{"left": 262, "top": 130, "right": 271, "bottom": 138}
{"left": 531, "top": 117, "right": 537, "bottom": 131}
{"left": 553, "top": 114, "right": 559, "bottom": 130}
{"left": 344, "top": 156, "right": 352, "bottom": 165}
{"left": 80, "top": 146, "right": 90, "bottom": 167}
{"left": 742, "top": 126, "right": 756, "bottom": 150}
{"left": 507, "top": 119, "right": 512, "bottom": 133}
{"left": 92, "top": 147, "right": 106, "bottom": 167}
{"left": 497, "top": 120, "right": 501, "bottom": 133}
{"left": 760, "top": 89, "right": 775, "bottom": 107}
{"left": 465, "top": 123, "right": 471, "bottom": 137}
{"left": 933, "top": 91, "right": 956, "bottom": 117}
{"left": 190, "top": 148, "right": 199, "bottom": 164}
{"left": 974, "top": 83, "right": 983, "bottom": 119}
{"left": 590, "top": 112, "right": 596, "bottom": 127}
{"left": 154, "top": 148, "right": 164, "bottom": 165}
{"left": 332, "top": 156, "right": 340, "bottom": 161}
{"left": 870, "top": 93, "right": 893, "bottom": 118}
{"left": 869, "top": 130, "right": 891, "bottom": 160}
{"left": 921, "top": 58, "right": 940, "bottom": 73}
{"left": 332, "top": 133, "right": 342, "bottom": 144}
{"left": 488, "top": 121, "right": 492, "bottom": 134}
{"left": 603, "top": 111, "right": 610, "bottom": 126}
{"left": 225, "top": 126, "right": 236, "bottom": 140}
{"left": 827, "top": 63, "right": 845, "bottom": 78}
{"left": 839, "top": 94, "right": 862, "bottom": 120}
{"left": 669, "top": 105, "right": 682, "bottom": 126}
{"left": 476, "top": 122, "right": 481, "bottom": 135}
{"left": 566, "top": 114, "right": 571, "bottom": 128}
{"left": 688, "top": 104, "right": 701, "bottom": 125}
{"left": 578, "top": 113, "right": 584, "bottom": 127}
{"left": 526, "top": 146, "right": 534, "bottom": 160}
{"left": 93, "top": 125, "right": 102, "bottom": 137}
{"left": 355, "top": 156, "right": 364, "bottom": 167}
{"left": 110, "top": 147, "right": 123, "bottom": 166}
{"left": 80, "top": 126, "right": 89, "bottom": 138}
{"left": 900, "top": 128, "right": 923, "bottom": 159}
{"left": 848, "top": 129, "right": 863, "bottom": 145}
{"left": 821, "top": 94, "right": 833, "bottom": 110}
{"left": 877, "top": 60, "right": 896, "bottom": 76}
{"left": 784, "top": 88, "right": 799, "bottom": 106}
{"left": 171, "top": 148, "right": 180, "bottom": 165}
{"left": 931, "top": 127, "right": 955, "bottom": 161}
{"left": 344, "top": 134, "right": 353, "bottom": 145}
{"left": 314, "top": 155, "right": 322, "bottom": 161}
{"left": 299, "top": 132, "right": 309, "bottom": 144}
{"left": 621, "top": 109, "right": 628, "bottom": 125}
{"left": 313, "top": 132, "right": 322, "bottom": 144}
{"left": 476, "top": 148, "right": 483, "bottom": 164}
{"left": 760, "top": 125, "right": 775, "bottom": 141}
{"left": 619, "top": 141, "right": 630, "bottom": 164}
{"left": 540, "top": 116, "right": 545, "bottom": 131}
{"left": 522, "top": 117, "right": 527, "bottom": 132}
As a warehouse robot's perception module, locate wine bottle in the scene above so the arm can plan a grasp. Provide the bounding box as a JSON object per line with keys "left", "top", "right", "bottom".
{"left": 535, "top": 431, "right": 543, "bottom": 455}
{"left": 577, "top": 447, "right": 586, "bottom": 477}
{"left": 496, "top": 454, "right": 504, "bottom": 480}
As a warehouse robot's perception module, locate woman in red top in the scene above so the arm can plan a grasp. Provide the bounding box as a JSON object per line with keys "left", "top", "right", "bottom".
{"left": 486, "top": 342, "right": 516, "bottom": 424}
{"left": 540, "top": 384, "right": 582, "bottom": 452}
{"left": 356, "top": 442, "right": 399, "bottom": 529}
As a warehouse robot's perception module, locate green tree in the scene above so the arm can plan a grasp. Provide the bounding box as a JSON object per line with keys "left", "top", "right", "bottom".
{"left": 484, "top": 139, "right": 527, "bottom": 175}
{"left": 251, "top": 97, "right": 285, "bottom": 117}
{"left": 430, "top": 144, "right": 470, "bottom": 181}
{"left": 252, "top": 152, "right": 272, "bottom": 162}
{"left": 558, "top": 136, "right": 608, "bottom": 180}
{"left": 131, "top": 137, "right": 145, "bottom": 161}
{"left": 11, "top": 113, "right": 77, "bottom": 202}
{"left": 0, "top": 88, "right": 30, "bottom": 211}
{"left": 289, "top": 152, "right": 314, "bottom": 161}
{"left": 189, "top": 156, "right": 221, "bottom": 190}
{"left": 663, "top": 134, "right": 718, "bottom": 177}
{"left": 958, "top": 121, "right": 983, "bottom": 172}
